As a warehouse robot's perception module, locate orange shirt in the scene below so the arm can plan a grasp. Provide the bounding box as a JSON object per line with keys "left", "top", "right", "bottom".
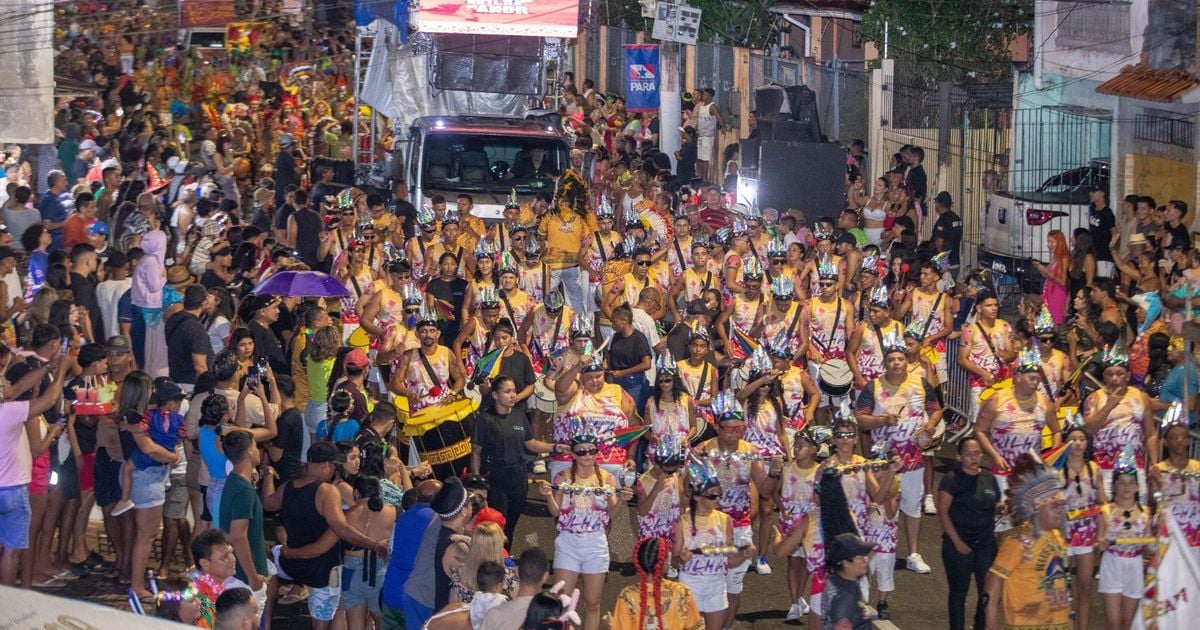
{"left": 63, "top": 214, "right": 91, "bottom": 249}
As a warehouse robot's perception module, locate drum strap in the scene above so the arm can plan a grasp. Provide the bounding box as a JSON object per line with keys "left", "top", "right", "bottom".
{"left": 697, "top": 362, "right": 711, "bottom": 400}
{"left": 919, "top": 293, "right": 943, "bottom": 340}
{"left": 1037, "top": 366, "right": 1054, "bottom": 399}
{"left": 814, "top": 298, "right": 843, "bottom": 357}
{"left": 700, "top": 271, "right": 713, "bottom": 294}
{"left": 595, "top": 231, "right": 608, "bottom": 262}
{"left": 417, "top": 348, "right": 442, "bottom": 387}
{"left": 542, "top": 262, "right": 551, "bottom": 298}
{"left": 498, "top": 225, "right": 506, "bottom": 251}
{"left": 548, "top": 308, "right": 565, "bottom": 355}
{"left": 784, "top": 303, "right": 804, "bottom": 343}
{"left": 501, "top": 294, "right": 518, "bottom": 328}
{"left": 673, "top": 238, "right": 686, "bottom": 271}
{"left": 976, "top": 321, "right": 1002, "bottom": 366}
{"left": 349, "top": 274, "right": 363, "bottom": 298}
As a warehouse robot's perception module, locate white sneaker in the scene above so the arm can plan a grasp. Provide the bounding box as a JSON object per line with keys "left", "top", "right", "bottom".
{"left": 755, "top": 556, "right": 772, "bottom": 575}
{"left": 906, "top": 552, "right": 931, "bottom": 574}
{"left": 532, "top": 459, "right": 547, "bottom": 475}
{"left": 785, "top": 602, "right": 803, "bottom": 621}
{"left": 111, "top": 499, "right": 135, "bottom": 517}
{"left": 923, "top": 493, "right": 937, "bottom": 515}
{"left": 666, "top": 565, "right": 679, "bottom": 579}
{"left": 796, "top": 597, "right": 810, "bottom": 616}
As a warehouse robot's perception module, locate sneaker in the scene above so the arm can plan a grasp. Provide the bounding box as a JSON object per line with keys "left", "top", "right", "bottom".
{"left": 796, "top": 597, "right": 810, "bottom": 616}
{"left": 754, "top": 555, "right": 772, "bottom": 575}
{"left": 923, "top": 493, "right": 937, "bottom": 515}
{"left": 785, "top": 602, "right": 803, "bottom": 622}
{"left": 111, "top": 499, "right": 135, "bottom": 516}
{"left": 666, "top": 565, "right": 678, "bottom": 579}
{"left": 906, "top": 552, "right": 931, "bottom": 574}
{"left": 67, "top": 562, "right": 90, "bottom": 578}
{"left": 877, "top": 601, "right": 891, "bottom": 620}
{"left": 531, "top": 459, "right": 547, "bottom": 475}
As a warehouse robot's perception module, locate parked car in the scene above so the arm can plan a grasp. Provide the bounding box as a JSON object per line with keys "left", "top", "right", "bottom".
{"left": 977, "top": 160, "right": 1109, "bottom": 293}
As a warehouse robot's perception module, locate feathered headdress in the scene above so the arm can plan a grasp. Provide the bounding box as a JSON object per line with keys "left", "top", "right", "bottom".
{"left": 868, "top": 284, "right": 890, "bottom": 309}
{"left": 903, "top": 318, "right": 927, "bottom": 341}
{"left": 497, "top": 251, "right": 518, "bottom": 274}
{"left": 570, "top": 313, "right": 593, "bottom": 339}
{"left": 747, "top": 346, "right": 772, "bottom": 375}
{"left": 655, "top": 353, "right": 677, "bottom": 376}
{"left": 545, "top": 289, "right": 565, "bottom": 312}
{"left": 711, "top": 391, "right": 744, "bottom": 422}
{"left": 770, "top": 275, "right": 794, "bottom": 298}
{"left": 401, "top": 283, "right": 424, "bottom": 307}
{"left": 1034, "top": 306, "right": 1055, "bottom": 335}
{"left": 596, "top": 196, "right": 615, "bottom": 220}
{"left": 478, "top": 287, "right": 501, "bottom": 310}
{"left": 881, "top": 327, "right": 907, "bottom": 356}
{"left": 687, "top": 459, "right": 721, "bottom": 493}
{"left": 1008, "top": 454, "right": 1065, "bottom": 539}
{"left": 764, "top": 329, "right": 794, "bottom": 360}
{"left": 817, "top": 255, "right": 838, "bottom": 280}
{"left": 766, "top": 237, "right": 787, "bottom": 259}
{"left": 1160, "top": 400, "right": 1188, "bottom": 436}
{"left": 416, "top": 204, "right": 436, "bottom": 226}
{"left": 1016, "top": 344, "right": 1042, "bottom": 374}
{"left": 1101, "top": 344, "right": 1129, "bottom": 367}
{"left": 504, "top": 188, "right": 519, "bottom": 210}
{"left": 742, "top": 256, "right": 764, "bottom": 280}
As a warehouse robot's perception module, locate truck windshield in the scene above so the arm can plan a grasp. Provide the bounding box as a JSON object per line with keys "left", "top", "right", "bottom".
{"left": 420, "top": 133, "right": 567, "bottom": 193}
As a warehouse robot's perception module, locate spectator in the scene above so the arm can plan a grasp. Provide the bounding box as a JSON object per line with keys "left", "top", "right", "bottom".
{"left": 218, "top": 429, "right": 270, "bottom": 611}
{"left": 381, "top": 479, "right": 442, "bottom": 627}
{"left": 38, "top": 170, "right": 69, "bottom": 252}
{"left": 214, "top": 587, "right": 259, "bottom": 630}
{"left": 937, "top": 436, "right": 1000, "bottom": 630}
{"left": 165, "top": 284, "right": 215, "bottom": 390}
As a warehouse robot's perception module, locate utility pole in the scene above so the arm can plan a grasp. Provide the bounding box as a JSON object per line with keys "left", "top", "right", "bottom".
{"left": 660, "top": 42, "right": 682, "bottom": 170}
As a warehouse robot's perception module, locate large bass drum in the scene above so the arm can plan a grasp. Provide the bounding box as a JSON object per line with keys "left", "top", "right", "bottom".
{"left": 403, "top": 397, "right": 479, "bottom": 480}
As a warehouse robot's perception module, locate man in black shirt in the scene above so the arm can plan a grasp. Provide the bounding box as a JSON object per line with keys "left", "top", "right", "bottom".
{"left": 288, "top": 190, "right": 322, "bottom": 267}
{"left": 267, "top": 375, "right": 305, "bottom": 483}
{"left": 390, "top": 180, "right": 418, "bottom": 240}
{"left": 272, "top": 135, "right": 298, "bottom": 208}
{"left": 1087, "top": 186, "right": 1118, "bottom": 278}
{"left": 69, "top": 244, "right": 104, "bottom": 338}
{"left": 675, "top": 127, "right": 698, "bottom": 184}
{"left": 607, "top": 305, "right": 652, "bottom": 415}
{"left": 1164, "top": 199, "right": 1191, "bottom": 251}
{"left": 930, "top": 191, "right": 963, "bottom": 276}
{"left": 165, "top": 285, "right": 215, "bottom": 391}
{"left": 904, "top": 146, "right": 928, "bottom": 208}
{"left": 425, "top": 252, "right": 469, "bottom": 345}
{"left": 243, "top": 295, "right": 290, "bottom": 376}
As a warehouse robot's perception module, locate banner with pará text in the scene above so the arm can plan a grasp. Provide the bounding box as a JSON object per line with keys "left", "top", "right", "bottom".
{"left": 624, "top": 45, "right": 661, "bottom": 113}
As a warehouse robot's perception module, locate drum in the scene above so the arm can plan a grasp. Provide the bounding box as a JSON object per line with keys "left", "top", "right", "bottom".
{"left": 347, "top": 325, "right": 371, "bottom": 351}
{"left": 918, "top": 419, "right": 946, "bottom": 452}
{"left": 978, "top": 378, "right": 1013, "bottom": 402}
{"left": 817, "top": 359, "right": 853, "bottom": 397}
{"left": 403, "top": 396, "right": 479, "bottom": 480}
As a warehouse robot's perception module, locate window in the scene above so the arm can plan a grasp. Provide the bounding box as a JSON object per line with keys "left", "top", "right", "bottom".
{"left": 1134, "top": 110, "right": 1195, "bottom": 149}
{"left": 1055, "top": 2, "right": 1131, "bottom": 55}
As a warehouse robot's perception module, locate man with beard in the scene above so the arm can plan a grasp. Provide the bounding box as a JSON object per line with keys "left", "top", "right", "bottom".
{"left": 392, "top": 305, "right": 466, "bottom": 416}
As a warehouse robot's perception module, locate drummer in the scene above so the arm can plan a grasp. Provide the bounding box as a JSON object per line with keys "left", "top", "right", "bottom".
{"left": 671, "top": 239, "right": 717, "bottom": 309}
{"left": 854, "top": 328, "right": 943, "bottom": 577}
{"left": 359, "top": 258, "right": 415, "bottom": 390}
{"left": 521, "top": 289, "right": 574, "bottom": 441}
{"left": 956, "top": 291, "right": 1015, "bottom": 442}
{"left": 849, "top": 285, "right": 904, "bottom": 392}
{"left": 550, "top": 341, "right": 642, "bottom": 480}
{"left": 973, "top": 346, "right": 1059, "bottom": 531}
{"left": 897, "top": 258, "right": 955, "bottom": 390}
{"left": 580, "top": 197, "right": 620, "bottom": 317}
{"left": 801, "top": 255, "right": 856, "bottom": 424}
{"left": 374, "top": 284, "right": 423, "bottom": 369}
{"left": 453, "top": 287, "right": 503, "bottom": 381}
{"left": 761, "top": 276, "right": 804, "bottom": 361}
{"left": 390, "top": 304, "right": 466, "bottom": 415}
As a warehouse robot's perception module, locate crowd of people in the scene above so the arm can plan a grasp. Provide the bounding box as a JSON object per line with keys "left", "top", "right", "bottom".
{"left": 1, "top": 7, "right": 1196, "bottom": 630}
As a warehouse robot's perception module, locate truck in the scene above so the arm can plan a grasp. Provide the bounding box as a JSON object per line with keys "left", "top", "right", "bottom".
{"left": 403, "top": 115, "right": 570, "bottom": 221}
{"left": 975, "top": 159, "right": 1109, "bottom": 293}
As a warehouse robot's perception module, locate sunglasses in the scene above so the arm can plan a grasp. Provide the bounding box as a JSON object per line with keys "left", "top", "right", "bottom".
{"left": 421, "top": 225, "right": 435, "bottom": 231}
{"left": 701, "top": 492, "right": 722, "bottom": 500}
{"left": 573, "top": 448, "right": 599, "bottom": 456}
{"left": 404, "top": 308, "right": 419, "bottom": 314}
{"left": 771, "top": 258, "right": 786, "bottom": 264}
{"left": 636, "top": 260, "right": 652, "bottom": 267}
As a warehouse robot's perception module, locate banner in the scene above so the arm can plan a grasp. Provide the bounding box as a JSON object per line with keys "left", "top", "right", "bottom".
{"left": 179, "top": 0, "right": 236, "bottom": 27}
{"left": 417, "top": 0, "right": 580, "bottom": 38}
{"left": 1139, "top": 512, "right": 1200, "bottom": 629}
{"left": 624, "top": 45, "right": 660, "bottom": 113}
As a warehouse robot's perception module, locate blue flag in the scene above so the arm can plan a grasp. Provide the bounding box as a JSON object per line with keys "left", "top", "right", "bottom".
{"left": 625, "top": 45, "right": 660, "bottom": 113}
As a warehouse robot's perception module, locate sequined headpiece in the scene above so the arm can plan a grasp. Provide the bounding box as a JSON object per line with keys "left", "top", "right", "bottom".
{"left": 742, "top": 256, "right": 764, "bottom": 280}
{"left": 1160, "top": 400, "right": 1189, "bottom": 436}
{"left": 687, "top": 459, "right": 720, "bottom": 493}
{"left": 504, "top": 188, "right": 519, "bottom": 210}
{"left": 687, "top": 319, "right": 710, "bottom": 342}
{"left": 868, "top": 284, "right": 890, "bottom": 309}
{"left": 732, "top": 219, "right": 749, "bottom": 236}
{"left": 625, "top": 212, "right": 645, "bottom": 229}
{"left": 655, "top": 353, "right": 677, "bottom": 376}
{"left": 813, "top": 224, "right": 833, "bottom": 241}
{"left": 881, "top": 327, "right": 907, "bottom": 356}
{"left": 544, "top": 289, "right": 565, "bottom": 312}
{"left": 650, "top": 433, "right": 687, "bottom": 468}
{"left": 903, "top": 318, "right": 927, "bottom": 341}
{"left": 1061, "top": 410, "right": 1085, "bottom": 436}
{"left": 415, "top": 304, "right": 440, "bottom": 328}
{"left": 764, "top": 329, "right": 794, "bottom": 360}
{"left": 930, "top": 251, "right": 950, "bottom": 273}
{"left": 335, "top": 188, "right": 354, "bottom": 210}
{"left": 860, "top": 254, "right": 880, "bottom": 276}
{"left": 416, "top": 204, "right": 436, "bottom": 226}
{"left": 711, "top": 391, "right": 744, "bottom": 423}
{"left": 570, "top": 312, "right": 593, "bottom": 338}
{"left": 747, "top": 346, "right": 772, "bottom": 376}
{"left": 474, "top": 239, "right": 496, "bottom": 260}
{"left": 1016, "top": 344, "right": 1042, "bottom": 374}
{"left": 478, "top": 287, "right": 501, "bottom": 310}
{"left": 523, "top": 234, "right": 542, "bottom": 258}
{"left": 596, "top": 196, "right": 615, "bottom": 220}
{"left": 770, "top": 275, "right": 794, "bottom": 298}
{"left": 713, "top": 227, "right": 733, "bottom": 247}
{"left": 562, "top": 415, "right": 600, "bottom": 447}
{"left": 580, "top": 340, "right": 605, "bottom": 373}
{"left": 619, "top": 234, "right": 639, "bottom": 259}
{"left": 1113, "top": 444, "right": 1138, "bottom": 475}
{"left": 799, "top": 426, "right": 834, "bottom": 461}
{"left": 497, "top": 251, "right": 518, "bottom": 274}
{"left": 766, "top": 238, "right": 787, "bottom": 259}
{"left": 400, "top": 283, "right": 424, "bottom": 306}
{"left": 1034, "top": 306, "right": 1055, "bottom": 336}
{"left": 817, "top": 255, "right": 837, "bottom": 280}
{"left": 1101, "top": 344, "right": 1129, "bottom": 367}
{"left": 441, "top": 208, "right": 460, "bottom": 225}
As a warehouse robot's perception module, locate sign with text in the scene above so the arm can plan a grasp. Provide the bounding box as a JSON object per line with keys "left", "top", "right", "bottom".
{"left": 180, "top": 0, "right": 236, "bottom": 27}
{"left": 417, "top": 0, "right": 580, "bottom": 38}
{"left": 624, "top": 45, "right": 660, "bottom": 113}
{"left": 651, "top": 1, "right": 701, "bottom": 45}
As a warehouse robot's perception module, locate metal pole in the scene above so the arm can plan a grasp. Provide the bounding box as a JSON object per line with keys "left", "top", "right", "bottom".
{"left": 660, "top": 42, "right": 682, "bottom": 171}
{"left": 883, "top": 20, "right": 889, "bottom": 60}
{"left": 831, "top": 57, "right": 840, "bottom": 141}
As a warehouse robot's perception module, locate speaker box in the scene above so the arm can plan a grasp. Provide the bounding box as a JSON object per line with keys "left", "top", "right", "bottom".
{"left": 432, "top": 35, "right": 545, "bottom": 95}
{"left": 756, "top": 141, "right": 846, "bottom": 215}
{"left": 739, "top": 138, "right": 760, "bottom": 170}
{"left": 773, "top": 119, "right": 823, "bottom": 143}
{"left": 753, "top": 86, "right": 787, "bottom": 122}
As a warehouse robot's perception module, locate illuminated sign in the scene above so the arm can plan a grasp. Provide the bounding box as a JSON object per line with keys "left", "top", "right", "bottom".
{"left": 418, "top": 0, "right": 580, "bottom": 38}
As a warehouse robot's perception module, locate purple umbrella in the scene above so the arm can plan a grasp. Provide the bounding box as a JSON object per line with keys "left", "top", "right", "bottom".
{"left": 252, "top": 270, "right": 351, "bottom": 298}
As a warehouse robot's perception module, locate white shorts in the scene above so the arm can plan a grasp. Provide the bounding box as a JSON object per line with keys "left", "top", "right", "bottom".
{"left": 696, "top": 136, "right": 714, "bottom": 161}
{"left": 994, "top": 475, "right": 1013, "bottom": 532}
{"left": 1098, "top": 553, "right": 1144, "bottom": 599}
{"left": 679, "top": 571, "right": 728, "bottom": 613}
{"left": 554, "top": 530, "right": 610, "bottom": 575}
{"left": 726, "top": 525, "right": 753, "bottom": 595}
{"left": 898, "top": 468, "right": 925, "bottom": 518}
{"left": 869, "top": 552, "right": 896, "bottom": 593}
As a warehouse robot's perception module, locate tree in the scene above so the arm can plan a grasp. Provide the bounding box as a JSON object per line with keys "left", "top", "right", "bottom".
{"left": 859, "top": 0, "right": 1033, "bottom": 81}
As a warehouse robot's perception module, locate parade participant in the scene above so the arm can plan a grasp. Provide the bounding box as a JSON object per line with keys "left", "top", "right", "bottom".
{"left": 849, "top": 285, "right": 904, "bottom": 391}
{"left": 473, "top": 319, "right": 535, "bottom": 411}
{"left": 1059, "top": 414, "right": 1103, "bottom": 630}
{"left": 677, "top": 322, "right": 719, "bottom": 434}
{"left": 737, "top": 348, "right": 789, "bottom": 574}
{"left": 761, "top": 276, "right": 804, "bottom": 360}
{"left": 606, "top": 246, "right": 664, "bottom": 316}
{"left": 1095, "top": 449, "right": 1151, "bottom": 630}
{"left": 376, "top": 284, "right": 423, "bottom": 370}
{"left": 717, "top": 257, "right": 767, "bottom": 371}
{"left": 580, "top": 197, "right": 619, "bottom": 315}
{"left": 550, "top": 341, "right": 640, "bottom": 479}
{"left": 1027, "top": 307, "right": 1070, "bottom": 402}
{"left": 721, "top": 221, "right": 753, "bottom": 298}
{"left": 644, "top": 354, "right": 697, "bottom": 445}
{"left": 666, "top": 211, "right": 695, "bottom": 276}
{"left": 1150, "top": 402, "right": 1200, "bottom": 562}
{"left": 983, "top": 454, "right": 1070, "bottom": 630}
{"left": 407, "top": 205, "right": 441, "bottom": 280}
{"left": 358, "top": 258, "right": 412, "bottom": 352}
{"left": 773, "top": 427, "right": 830, "bottom": 624}
{"left": 672, "top": 239, "right": 716, "bottom": 308}
{"left": 521, "top": 288, "right": 574, "bottom": 431}
{"left": 742, "top": 211, "right": 771, "bottom": 267}
{"left": 539, "top": 170, "right": 595, "bottom": 315}
{"left": 317, "top": 193, "right": 359, "bottom": 266}
{"left": 956, "top": 291, "right": 1014, "bottom": 438}
{"left": 974, "top": 346, "right": 1059, "bottom": 530}
{"left": 537, "top": 418, "right": 632, "bottom": 630}
{"left": 692, "top": 392, "right": 775, "bottom": 627}
{"left": 1082, "top": 345, "right": 1157, "bottom": 498}
{"left": 519, "top": 237, "right": 558, "bottom": 305}
{"left": 853, "top": 329, "right": 941, "bottom": 576}
{"left": 427, "top": 209, "right": 469, "bottom": 279}
{"left": 466, "top": 240, "right": 498, "bottom": 316}
{"left": 764, "top": 331, "right": 820, "bottom": 434}
{"left": 897, "top": 259, "right": 954, "bottom": 387}
{"left": 763, "top": 238, "right": 789, "bottom": 285}
{"left": 799, "top": 225, "right": 841, "bottom": 297}
{"left": 675, "top": 458, "right": 747, "bottom": 630}
{"left": 610, "top": 536, "right": 703, "bottom": 630}
{"left": 391, "top": 305, "right": 466, "bottom": 415}
{"left": 803, "top": 255, "right": 855, "bottom": 423}
{"left": 636, "top": 434, "right": 686, "bottom": 548}
{"left": 495, "top": 253, "right": 533, "bottom": 332}
{"left": 936, "top": 436, "right": 1000, "bottom": 630}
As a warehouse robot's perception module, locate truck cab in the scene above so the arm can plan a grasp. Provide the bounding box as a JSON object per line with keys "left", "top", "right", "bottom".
{"left": 404, "top": 116, "right": 570, "bottom": 222}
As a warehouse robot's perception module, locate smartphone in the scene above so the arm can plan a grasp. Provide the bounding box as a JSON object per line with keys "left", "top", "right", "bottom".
{"left": 61, "top": 338, "right": 68, "bottom": 356}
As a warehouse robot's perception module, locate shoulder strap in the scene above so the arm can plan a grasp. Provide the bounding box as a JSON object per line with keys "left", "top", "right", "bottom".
{"left": 548, "top": 308, "right": 565, "bottom": 354}
{"left": 784, "top": 302, "right": 804, "bottom": 341}
{"left": 417, "top": 348, "right": 442, "bottom": 386}
{"left": 700, "top": 271, "right": 713, "bottom": 293}
{"left": 501, "top": 293, "right": 517, "bottom": 326}
{"left": 595, "top": 231, "right": 607, "bottom": 262}
{"left": 673, "top": 238, "right": 686, "bottom": 270}
{"left": 919, "top": 292, "right": 943, "bottom": 339}
{"left": 975, "top": 321, "right": 1001, "bottom": 363}
{"left": 822, "top": 297, "right": 843, "bottom": 352}
{"left": 697, "top": 362, "right": 710, "bottom": 400}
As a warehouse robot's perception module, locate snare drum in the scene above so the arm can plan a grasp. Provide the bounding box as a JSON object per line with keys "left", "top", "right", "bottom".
{"left": 817, "top": 359, "right": 853, "bottom": 407}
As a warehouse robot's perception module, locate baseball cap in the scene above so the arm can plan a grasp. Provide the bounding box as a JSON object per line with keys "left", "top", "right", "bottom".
{"left": 278, "top": 133, "right": 295, "bottom": 147}
{"left": 154, "top": 380, "right": 186, "bottom": 403}
{"left": 345, "top": 348, "right": 369, "bottom": 370}
{"left": 107, "top": 336, "right": 132, "bottom": 353}
{"left": 86, "top": 220, "right": 109, "bottom": 236}
{"left": 79, "top": 139, "right": 100, "bottom": 152}
{"left": 307, "top": 441, "right": 344, "bottom": 464}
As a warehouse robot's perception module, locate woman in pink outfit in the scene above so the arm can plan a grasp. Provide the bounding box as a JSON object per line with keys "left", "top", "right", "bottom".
{"left": 1034, "top": 230, "right": 1070, "bottom": 324}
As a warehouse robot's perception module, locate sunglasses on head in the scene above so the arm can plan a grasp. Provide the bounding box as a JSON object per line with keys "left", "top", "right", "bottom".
{"left": 573, "top": 447, "right": 599, "bottom": 456}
